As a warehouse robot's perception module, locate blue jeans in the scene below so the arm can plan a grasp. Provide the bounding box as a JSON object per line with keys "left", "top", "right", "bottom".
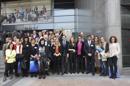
{"left": 100, "top": 60, "right": 108, "bottom": 75}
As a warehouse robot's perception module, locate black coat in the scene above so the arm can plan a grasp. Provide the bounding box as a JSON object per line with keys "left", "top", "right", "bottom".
{"left": 84, "top": 40, "right": 96, "bottom": 57}
{"left": 68, "top": 42, "right": 76, "bottom": 53}
{"left": 61, "top": 41, "right": 69, "bottom": 56}
{"left": 44, "top": 40, "right": 51, "bottom": 57}
{"left": 22, "top": 42, "right": 31, "bottom": 59}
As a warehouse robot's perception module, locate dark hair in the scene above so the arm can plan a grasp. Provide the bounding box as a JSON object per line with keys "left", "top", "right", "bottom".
{"left": 87, "top": 35, "right": 91, "bottom": 38}
{"left": 94, "top": 36, "right": 100, "bottom": 44}
{"left": 7, "top": 44, "right": 10, "bottom": 49}
{"left": 23, "top": 37, "right": 29, "bottom": 44}
{"left": 39, "top": 38, "right": 45, "bottom": 47}
{"left": 109, "top": 36, "right": 118, "bottom": 43}
{"left": 7, "top": 43, "right": 13, "bottom": 49}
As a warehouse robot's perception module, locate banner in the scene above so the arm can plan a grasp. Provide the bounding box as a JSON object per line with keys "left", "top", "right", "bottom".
{"left": 1, "top": 0, "right": 52, "bottom": 25}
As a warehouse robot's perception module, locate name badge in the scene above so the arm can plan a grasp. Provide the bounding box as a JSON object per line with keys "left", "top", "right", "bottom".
{"left": 91, "top": 45, "right": 94, "bottom": 47}
{"left": 26, "top": 45, "right": 29, "bottom": 47}
{"left": 45, "top": 42, "right": 47, "bottom": 46}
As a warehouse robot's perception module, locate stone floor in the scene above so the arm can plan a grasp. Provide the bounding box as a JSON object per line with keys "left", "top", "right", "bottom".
{"left": 0, "top": 74, "right": 130, "bottom": 86}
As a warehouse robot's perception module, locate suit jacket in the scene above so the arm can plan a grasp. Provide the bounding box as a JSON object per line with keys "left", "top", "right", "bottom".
{"left": 84, "top": 40, "right": 96, "bottom": 57}
{"left": 44, "top": 40, "right": 51, "bottom": 56}
{"left": 61, "top": 41, "right": 69, "bottom": 56}
{"left": 22, "top": 42, "right": 31, "bottom": 58}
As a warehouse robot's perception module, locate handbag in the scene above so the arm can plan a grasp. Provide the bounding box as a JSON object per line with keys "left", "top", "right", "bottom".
{"left": 21, "top": 60, "right": 26, "bottom": 70}
{"left": 29, "top": 59, "right": 39, "bottom": 73}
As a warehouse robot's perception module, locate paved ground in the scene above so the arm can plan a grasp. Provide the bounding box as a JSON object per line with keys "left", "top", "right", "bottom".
{"left": 0, "top": 74, "right": 130, "bottom": 86}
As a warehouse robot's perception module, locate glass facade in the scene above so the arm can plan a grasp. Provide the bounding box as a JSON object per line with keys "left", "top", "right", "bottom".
{"left": 1, "top": 0, "right": 75, "bottom": 32}
{"left": 121, "top": 0, "right": 130, "bottom": 67}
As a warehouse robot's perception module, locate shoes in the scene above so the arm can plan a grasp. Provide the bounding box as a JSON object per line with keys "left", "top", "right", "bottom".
{"left": 15, "top": 74, "right": 19, "bottom": 77}
{"left": 10, "top": 75, "right": 13, "bottom": 79}
{"left": 61, "top": 72, "right": 64, "bottom": 75}
{"left": 86, "top": 71, "right": 90, "bottom": 74}
{"left": 113, "top": 75, "right": 117, "bottom": 79}
{"left": 34, "top": 74, "right": 37, "bottom": 77}
{"left": 3, "top": 76, "right": 7, "bottom": 82}
{"left": 109, "top": 75, "right": 117, "bottom": 79}
{"left": 43, "top": 76, "right": 46, "bottom": 79}
{"left": 92, "top": 73, "right": 95, "bottom": 76}
{"left": 39, "top": 76, "right": 42, "bottom": 79}
{"left": 109, "top": 76, "right": 114, "bottom": 79}
{"left": 31, "top": 74, "right": 34, "bottom": 77}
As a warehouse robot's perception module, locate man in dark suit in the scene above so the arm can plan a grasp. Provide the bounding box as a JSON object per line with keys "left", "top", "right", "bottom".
{"left": 44, "top": 35, "right": 51, "bottom": 75}
{"left": 84, "top": 35, "right": 96, "bottom": 76}
{"left": 61, "top": 35, "right": 69, "bottom": 75}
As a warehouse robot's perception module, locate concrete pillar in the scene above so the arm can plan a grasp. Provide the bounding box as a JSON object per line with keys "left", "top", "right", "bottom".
{"left": 105, "top": 0, "right": 122, "bottom": 73}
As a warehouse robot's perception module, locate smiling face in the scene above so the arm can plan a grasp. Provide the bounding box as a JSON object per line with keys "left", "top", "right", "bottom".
{"left": 31, "top": 39, "right": 36, "bottom": 44}
{"left": 25, "top": 37, "right": 28, "bottom": 42}
{"left": 55, "top": 39, "right": 60, "bottom": 45}
{"left": 87, "top": 36, "right": 91, "bottom": 41}
{"left": 16, "top": 38, "right": 20, "bottom": 44}
{"left": 8, "top": 38, "right": 12, "bottom": 44}
{"left": 100, "top": 37, "right": 105, "bottom": 43}
{"left": 40, "top": 40, "right": 44, "bottom": 45}
{"left": 111, "top": 37, "right": 115, "bottom": 43}
{"left": 109, "top": 36, "right": 117, "bottom": 43}
{"left": 70, "top": 37, "right": 74, "bottom": 43}
{"left": 94, "top": 37, "right": 98, "bottom": 42}
{"left": 9, "top": 44, "right": 13, "bottom": 50}
{"left": 78, "top": 36, "right": 82, "bottom": 42}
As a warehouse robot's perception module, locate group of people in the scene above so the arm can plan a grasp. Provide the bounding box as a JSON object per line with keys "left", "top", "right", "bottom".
{"left": 5, "top": 5, "right": 48, "bottom": 24}
{"left": 2, "top": 30, "right": 120, "bottom": 82}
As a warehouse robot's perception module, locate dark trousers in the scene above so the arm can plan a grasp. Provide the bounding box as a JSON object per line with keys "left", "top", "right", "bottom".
{"left": 14, "top": 54, "right": 23, "bottom": 76}
{"left": 108, "top": 56, "right": 118, "bottom": 78}
{"left": 55, "top": 56, "right": 61, "bottom": 74}
{"left": 86, "top": 56, "right": 95, "bottom": 75}
{"left": 23, "top": 58, "right": 30, "bottom": 76}
{"left": 76, "top": 55, "right": 85, "bottom": 73}
{"left": 61, "top": 55, "right": 68, "bottom": 74}
{"left": 39, "top": 58, "right": 46, "bottom": 77}
{"left": 68, "top": 52, "right": 76, "bottom": 73}
{"left": 4, "top": 63, "right": 14, "bottom": 77}
{"left": 48, "top": 54, "right": 55, "bottom": 73}
{"left": 100, "top": 60, "right": 108, "bottom": 76}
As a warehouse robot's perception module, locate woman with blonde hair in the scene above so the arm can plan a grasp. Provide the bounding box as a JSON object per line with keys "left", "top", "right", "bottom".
{"left": 94, "top": 36, "right": 101, "bottom": 74}
{"left": 53, "top": 38, "right": 61, "bottom": 74}
{"left": 100, "top": 36, "right": 109, "bottom": 76}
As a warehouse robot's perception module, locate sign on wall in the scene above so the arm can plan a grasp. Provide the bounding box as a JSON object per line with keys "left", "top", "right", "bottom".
{"left": 1, "top": 0, "right": 52, "bottom": 25}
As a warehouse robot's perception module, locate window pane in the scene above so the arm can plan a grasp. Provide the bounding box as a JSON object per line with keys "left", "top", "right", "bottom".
{"left": 54, "top": 9, "right": 75, "bottom": 16}
{"left": 54, "top": 16, "right": 74, "bottom": 22}
{"left": 54, "top": 23, "right": 74, "bottom": 29}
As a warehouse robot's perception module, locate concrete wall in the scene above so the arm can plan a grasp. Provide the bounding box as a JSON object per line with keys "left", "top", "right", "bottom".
{"left": 75, "top": 0, "right": 106, "bottom": 36}
{"left": 105, "top": 0, "right": 122, "bottom": 72}
{"left": 76, "top": 0, "right": 123, "bottom": 72}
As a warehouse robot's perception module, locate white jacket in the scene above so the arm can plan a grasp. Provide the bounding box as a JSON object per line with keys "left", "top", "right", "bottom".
{"left": 109, "top": 43, "right": 120, "bottom": 58}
